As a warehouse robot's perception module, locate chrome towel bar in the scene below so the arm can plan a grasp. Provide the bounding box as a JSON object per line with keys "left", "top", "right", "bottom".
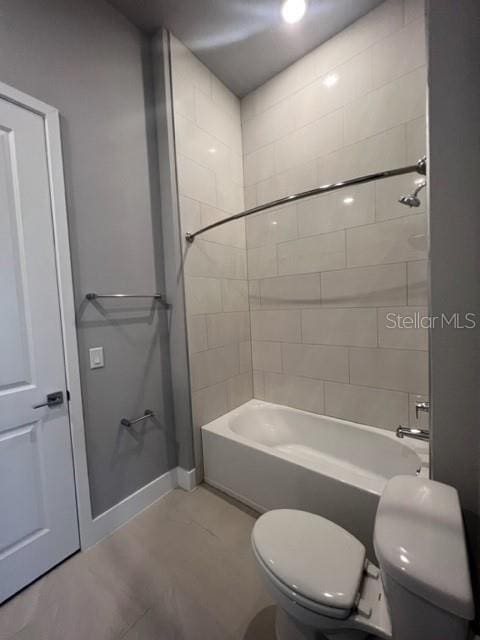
{"left": 86, "top": 293, "right": 163, "bottom": 301}
{"left": 121, "top": 409, "right": 154, "bottom": 428}
{"left": 185, "top": 157, "right": 427, "bottom": 243}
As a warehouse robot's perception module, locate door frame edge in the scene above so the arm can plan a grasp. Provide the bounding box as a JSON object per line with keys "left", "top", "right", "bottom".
{"left": 0, "top": 80, "right": 94, "bottom": 550}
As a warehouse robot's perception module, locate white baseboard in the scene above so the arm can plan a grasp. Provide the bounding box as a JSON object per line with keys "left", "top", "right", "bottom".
{"left": 176, "top": 466, "right": 197, "bottom": 491}
{"left": 82, "top": 468, "right": 177, "bottom": 549}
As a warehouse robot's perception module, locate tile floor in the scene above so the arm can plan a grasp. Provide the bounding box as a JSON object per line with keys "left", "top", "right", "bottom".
{"left": 0, "top": 486, "right": 275, "bottom": 640}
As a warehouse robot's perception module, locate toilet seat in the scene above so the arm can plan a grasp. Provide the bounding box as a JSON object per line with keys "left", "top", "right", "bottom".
{"left": 252, "top": 509, "right": 367, "bottom": 620}
{"left": 253, "top": 542, "right": 356, "bottom": 620}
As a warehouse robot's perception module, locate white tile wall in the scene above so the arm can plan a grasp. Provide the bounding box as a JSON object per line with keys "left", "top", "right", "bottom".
{"left": 216, "top": 177, "right": 243, "bottom": 214}
{"left": 325, "top": 382, "right": 409, "bottom": 430}
{"left": 185, "top": 239, "right": 247, "bottom": 279}
{"left": 260, "top": 274, "right": 321, "bottom": 309}
{"left": 171, "top": 70, "right": 196, "bottom": 121}
{"left": 282, "top": 343, "right": 349, "bottom": 382}
{"left": 195, "top": 88, "right": 242, "bottom": 153}
{"left": 407, "top": 260, "right": 428, "bottom": 305}
{"left": 321, "top": 264, "right": 407, "bottom": 308}
{"left": 242, "top": 0, "right": 405, "bottom": 120}
{"left": 171, "top": 37, "right": 211, "bottom": 97}
{"left": 187, "top": 315, "right": 208, "bottom": 354}
{"left": 175, "top": 1, "right": 428, "bottom": 448}
{"left": 246, "top": 205, "right": 297, "bottom": 248}
{"left": 406, "top": 116, "right": 426, "bottom": 163}
{"left": 344, "top": 67, "right": 426, "bottom": 145}
{"left": 192, "top": 381, "right": 228, "bottom": 433}
{"left": 297, "top": 184, "right": 375, "bottom": 237}
{"left": 227, "top": 372, "right": 253, "bottom": 409}
{"left": 185, "top": 276, "right": 222, "bottom": 315}
{"left": 179, "top": 196, "right": 201, "bottom": 231}
{"left": 242, "top": 0, "right": 428, "bottom": 430}
{"left": 190, "top": 343, "right": 240, "bottom": 391}
{"left": 171, "top": 35, "right": 253, "bottom": 452}
{"left": 346, "top": 214, "right": 428, "bottom": 267}
{"left": 248, "top": 280, "right": 261, "bottom": 309}
{"left": 239, "top": 340, "right": 253, "bottom": 373}
{"left": 371, "top": 18, "right": 426, "bottom": 88}
{"left": 253, "top": 371, "right": 266, "bottom": 399}
{"left": 301, "top": 309, "right": 378, "bottom": 347}
{"left": 404, "top": 0, "right": 425, "bottom": 23}
{"left": 206, "top": 312, "right": 250, "bottom": 348}
{"left": 274, "top": 110, "right": 344, "bottom": 174}
{"left": 247, "top": 245, "right": 277, "bottom": 279}
{"left": 318, "top": 125, "right": 407, "bottom": 186}
{"left": 264, "top": 373, "right": 325, "bottom": 414}
{"left": 291, "top": 51, "right": 373, "bottom": 130}
{"left": 349, "top": 347, "right": 428, "bottom": 394}
{"left": 176, "top": 114, "right": 234, "bottom": 183}
{"left": 256, "top": 160, "right": 317, "bottom": 206}
{"left": 242, "top": 98, "right": 296, "bottom": 154}
{"left": 200, "top": 205, "right": 245, "bottom": 248}
{"left": 277, "top": 230, "right": 346, "bottom": 275}
{"left": 221, "top": 279, "right": 249, "bottom": 312}
{"left": 244, "top": 144, "right": 276, "bottom": 186}
{"left": 251, "top": 309, "right": 301, "bottom": 343}
{"left": 377, "top": 306, "right": 428, "bottom": 350}
{"left": 252, "top": 341, "right": 283, "bottom": 373}
{"left": 177, "top": 155, "right": 216, "bottom": 206}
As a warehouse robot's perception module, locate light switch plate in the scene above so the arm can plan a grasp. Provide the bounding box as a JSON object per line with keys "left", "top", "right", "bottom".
{"left": 89, "top": 347, "right": 104, "bottom": 369}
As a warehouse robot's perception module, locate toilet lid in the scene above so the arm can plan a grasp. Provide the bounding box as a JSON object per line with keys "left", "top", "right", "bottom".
{"left": 252, "top": 510, "right": 366, "bottom": 612}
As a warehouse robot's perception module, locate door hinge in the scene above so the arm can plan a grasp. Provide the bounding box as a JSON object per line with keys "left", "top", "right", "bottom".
{"left": 67, "top": 389, "right": 71, "bottom": 401}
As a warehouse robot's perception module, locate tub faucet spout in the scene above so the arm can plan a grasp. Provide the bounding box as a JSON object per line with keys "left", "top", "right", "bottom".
{"left": 396, "top": 425, "right": 430, "bottom": 442}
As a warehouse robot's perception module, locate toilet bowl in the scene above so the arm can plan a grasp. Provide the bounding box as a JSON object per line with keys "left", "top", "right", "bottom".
{"left": 252, "top": 476, "right": 474, "bottom": 640}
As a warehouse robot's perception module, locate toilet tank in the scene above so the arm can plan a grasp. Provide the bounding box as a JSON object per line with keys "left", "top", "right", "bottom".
{"left": 374, "top": 476, "right": 474, "bottom": 640}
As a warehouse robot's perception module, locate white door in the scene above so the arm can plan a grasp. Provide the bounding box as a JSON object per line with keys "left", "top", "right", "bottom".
{"left": 0, "top": 96, "right": 79, "bottom": 602}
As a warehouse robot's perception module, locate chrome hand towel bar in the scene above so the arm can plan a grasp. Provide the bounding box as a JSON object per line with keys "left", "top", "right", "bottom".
{"left": 86, "top": 293, "right": 163, "bottom": 301}
{"left": 185, "top": 157, "right": 427, "bottom": 243}
{"left": 121, "top": 409, "right": 154, "bottom": 428}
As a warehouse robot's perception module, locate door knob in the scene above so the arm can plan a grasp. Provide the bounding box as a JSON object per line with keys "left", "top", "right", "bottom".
{"left": 33, "top": 391, "right": 64, "bottom": 409}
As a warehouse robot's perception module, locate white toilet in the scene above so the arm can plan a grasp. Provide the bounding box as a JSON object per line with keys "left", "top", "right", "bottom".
{"left": 252, "top": 476, "right": 474, "bottom": 640}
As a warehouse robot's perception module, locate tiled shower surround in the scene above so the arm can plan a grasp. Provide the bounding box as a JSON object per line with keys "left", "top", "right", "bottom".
{"left": 170, "top": 36, "right": 253, "bottom": 466}
{"left": 171, "top": 0, "right": 428, "bottom": 464}
{"left": 243, "top": 0, "right": 428, "bottom": 432}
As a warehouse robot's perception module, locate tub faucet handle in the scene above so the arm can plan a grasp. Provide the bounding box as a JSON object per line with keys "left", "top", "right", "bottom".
{"left": 415, "top": 401, "right": 430, "bottom": 420}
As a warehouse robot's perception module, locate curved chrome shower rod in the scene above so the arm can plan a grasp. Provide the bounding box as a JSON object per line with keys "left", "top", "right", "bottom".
{"left": 185, "top": 157, "right": 427, "bottom": 243}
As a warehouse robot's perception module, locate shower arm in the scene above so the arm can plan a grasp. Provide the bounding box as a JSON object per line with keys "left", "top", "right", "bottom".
{"left": 413, "top": 180, "right": 427, "bottom": 197}
{"left": 185, "top": 157, "right": 427, "bottom": 243}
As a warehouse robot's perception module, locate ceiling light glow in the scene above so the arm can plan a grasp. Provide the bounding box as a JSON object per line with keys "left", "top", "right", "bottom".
{"left": 281, "top": 0, "right": 307, "bottom": 24}
{"left": 343, "top": 197, "right": 355, "bottom": 205}
{"left": 323, "top": 73, "right": 339, "bottom": 88}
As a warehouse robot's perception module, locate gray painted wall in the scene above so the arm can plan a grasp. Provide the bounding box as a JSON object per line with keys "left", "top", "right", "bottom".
{"left": 0, "top": 0, "right": 177, "bottom": 516}
{"left": 427, "top": 0, "right": 480, "bottom": 617}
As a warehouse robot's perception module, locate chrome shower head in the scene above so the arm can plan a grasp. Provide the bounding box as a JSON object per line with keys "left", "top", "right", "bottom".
{"left": 399, "top": 194, "right": 421, "bottom": 207}
{"left": 399, "top": 181, "right": 426, "bottom": 208}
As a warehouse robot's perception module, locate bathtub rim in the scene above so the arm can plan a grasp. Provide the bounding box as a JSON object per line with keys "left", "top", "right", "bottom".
{"left": 201, "top": 399, "right": 429, "bottom": 497}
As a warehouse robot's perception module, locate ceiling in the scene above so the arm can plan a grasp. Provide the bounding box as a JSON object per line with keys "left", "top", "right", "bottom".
{"left": 108, "top": 0, "right": 385, "bottom": 96}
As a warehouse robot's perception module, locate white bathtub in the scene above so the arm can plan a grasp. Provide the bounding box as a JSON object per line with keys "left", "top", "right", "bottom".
{"left": 202, "top": 400, "right": 429, "bottom": 560}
